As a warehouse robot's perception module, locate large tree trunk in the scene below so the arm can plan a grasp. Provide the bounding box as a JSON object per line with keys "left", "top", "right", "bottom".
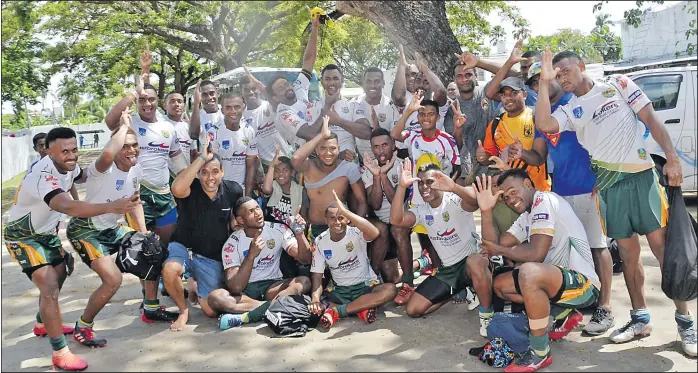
{"left": 336, "top": 1, "right": 461, "bottom": 84}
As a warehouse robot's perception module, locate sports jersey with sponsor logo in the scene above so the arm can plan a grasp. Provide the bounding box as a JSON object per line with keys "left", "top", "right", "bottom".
{"left": 409, "top": 192, "right": 479, "bottom": 267}
{"left": 402, "top": 129, "right": 460, "bottom": 205}
{"left": 506, "top": 191, "right": 600, "bottom": 286}
{"left": 361, "top": 158, "right": 403, "bottom": 224}
{"left": 222, "top": 221, "right": 297, "bottom": 283}
{"left": 244, "top": 100, "right": 291, "bottom": 163}
{"left": 311, "top": 226, "right": 377, "bottom": 287}
{"left": 82, "top": 162, "right": 142, "bottom": 230}
{"left": 275, "top": 72, "right": 322, "bottom": 150}
{"left": 7, "top": 156, "right": 82, "bottom": 235}
{"left": 166, "top": 117, "right": 191, "bottom": 166}
{"left": 130, "top": 115, "right": 180, "bottom": 191}
{"left": 198, "top": 107, "right": 224, "bottom": 145}
{"left": 316, "top": 95, "right": 366, "bottom": 153}
{"left": 213, "top": 122, "right": 258, "bottom": 186}
{"left": 352, "top": 94, "right": 400, "bottom": 158}
{"left": 552, "top": 74, "right": 654, "bottom": 190}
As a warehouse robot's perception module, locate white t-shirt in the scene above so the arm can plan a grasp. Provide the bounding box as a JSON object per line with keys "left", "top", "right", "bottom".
{"left": 552, "top": 74, "right": 654, "bottom": 190}
{"left": 130, "top": 115, "right": 180, "bottom": 191}
{"left": 352, "top": 94, "right": 400, "bottom": 157}
{"left": 244, "top": 100, "right": 291, "bottom": 163}
{"left": 507, "top": 191, "right": 600, "bottom": 287}
{"left": 402, "top": 129, "right": 460, "bottom": 205}
{"left": 409, "top": 192, "right": 479, "bottom": 267}
{"left": 222, "top": 222, "right": 297, "bottom": 283}
{"left": 166, "top": 117, "right": 191, "bottom": 167}
{"left": 213, "top": 122, "right": 258, "bottom": 187}
{"left": 275, "top": 73, "right": 322, "bottom": 150}
{"left": 317, "top": 96, "right": 366, "bottom": 152}
{"left": 311, "top": 226, "right": 377, "bottom": 287}
{"left": 83, "top": 162, "right": 142, "bottom": 230}
{"left": 403, "top": 90, "right": 448, "bottom": 133}
{"left": 7, "top": 156, "right": 81, "bottom": 235}
{"left": 361, "top": 158, "right": 402, "bottom": 224}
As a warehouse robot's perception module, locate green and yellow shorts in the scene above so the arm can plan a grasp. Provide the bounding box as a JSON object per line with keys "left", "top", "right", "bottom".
{"left": 513, "top": 265, "right": 599, "bottom": 309}
{"left": 4, "top": 215, "right": 65, "bottom": 278}
{"left": 66, "top": 217, "right": 133, "bottom": 265}
{"left": 133, "top": 185, "right": 177, "bottom": 228}
{"left": 243, "top": 278, "right": 283, "bottom": 301}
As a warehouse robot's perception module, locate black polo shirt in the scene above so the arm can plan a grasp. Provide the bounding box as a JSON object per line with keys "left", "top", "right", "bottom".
{"left": 171, "top": 178, "right": 243, "bottom": 261}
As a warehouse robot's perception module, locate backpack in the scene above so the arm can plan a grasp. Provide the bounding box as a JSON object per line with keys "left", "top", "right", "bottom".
{"left": 661, "top": 186, "right": 698, "bottom": 301}
{"left": 263, "top": 294, "right": 321, "bottom": 338}
{"left": 115, "top": 231, "right": 167, "bottom": 281}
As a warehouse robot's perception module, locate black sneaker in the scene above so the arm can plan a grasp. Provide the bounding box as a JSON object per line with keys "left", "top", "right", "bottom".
{"left": 141, "top": 306, "right": 178, "bottom": 323}
{"left": 72, "top": 323, "right": 107, "bottom": 348}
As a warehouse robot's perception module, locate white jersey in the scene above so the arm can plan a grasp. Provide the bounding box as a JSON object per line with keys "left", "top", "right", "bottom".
{"left": 317, "top": 96, "right": 365, "bottom": 153}
{"left": 552, "top": 74, "right": 654, "bottom": 190}
{"left": 311, "top": 226, "right": 377, "bottom": 287}
{"left": 276, "top": 73, "right": 322, "bottom": 150}
{"left": 198, "top": 107, "right": 224, "bottom": 145}
{"left": 244, "top": 100, "right": 291, "bottom": 163}
{"left": 403, "top": 90, "right": 447, "bottom": 133}
{"left": 130, "top": 115, "right": 180, "bottom": 191}
{"left": 166, "top": 117, "right": 191, "bottom": 167}
{"left": 352, "top": 94, "right": 400, "bottom": 157}
{"left": 7, "top": 156, "right": 81, "bottom": 234}
{"left": 361, "top": 158, "right": 403, "bottom": 224}
{"left": 409, "top": 192, "right": 479, "bottom": 267}
{"left": 213, "top": 122, "right": 258, "bottom": 187}
{"left": 507, "top": 191, "right": 600, "bottom": 286}
{"left": 83, "top": 162, "right": 142, "bottom": 230}
{"left": 222, "top": 222, "right": 297, "bottom": 283}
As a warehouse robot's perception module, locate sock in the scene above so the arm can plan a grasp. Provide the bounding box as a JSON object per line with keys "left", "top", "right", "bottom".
{"left": 77, "top": 316, "right": 93, "bottom": 330}
{"left": 478, "top": 306, "right": 494, "bottom": 319}
{"left": 49, "top": 336, "right": 68, "bottom": 352}
{"left": 143, "top": 299, "right": 160, "bottom": 313}
{"left": 416, "top": 255, "right": 430, "bottom": 271}
{"left": 551, "top": 305, "right": 572, "bottom": 321}
{"left": 244, "top": 302, "right": 270, "bottom": 324}
{"left": 36, "top": 312, "right": 42, "bottom": 324}
{"left": 675, "top": 310, "right": 694, "bottom": 330}
{"left": 335, "top": 304, "right": 349, "bottom": 318}
{"left": 529, "top": 334, "right": 550, "bottom": 357}
{"left": 401, "top": 272, "right": 414, "bottom": 287}
{"left": 630, "top": 308, "right": 651, "bottom": 324}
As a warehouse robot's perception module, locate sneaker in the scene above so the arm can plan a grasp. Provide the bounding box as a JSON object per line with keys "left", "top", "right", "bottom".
{"left": 678, "top": 323, "right": 697, "bottom": 357}
{"left": 141, "top": 306, "right": 178, "bottom": 324}
{"left": 465, "top": 287, "right": 480, "bottom": 311}
{"left": 72, "top": 324, "right": 107, "bottom": 348}
{"left": 33, "top": 324, "right": 74, "bottom": 337}
{"left": 321, "top": 309, "right": 340, "bottom": 329}
{"left": 549, "top": 310, "right": 583, "bottom": 341}
{"left": 357, "top": 308, "right": 377, "bottom": 324}
{"left": 584, "top": 307, "right": 615, "bottom": 336}
{"left": 479, "top": 315, "right": 492, "bottom": 338}
{"left": 421, "top": 266, "right": 434, "bottom": 276}
{"left": 504, "top": 348, "right": 553, "bottom": 372}
{"left": 394, "top": 283, "right": 415, "bottom": 305}
{"left": 218, "top": 314, "right": 244, "bottom": 330}
{"left": 609, "top": 319, "right": 652, "bottom": 343}
{"left": 52, "top": 350, "right": 88, "bottom": 371}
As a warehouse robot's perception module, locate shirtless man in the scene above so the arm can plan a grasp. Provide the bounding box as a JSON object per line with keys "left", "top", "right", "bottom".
{"left": 290, "top": 116, "right": 368, "bottom": 246}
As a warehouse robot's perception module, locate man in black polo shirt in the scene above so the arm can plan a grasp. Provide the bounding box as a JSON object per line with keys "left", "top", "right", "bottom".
{"left": 162, "top": 142, "right": 243, "bottom": 331}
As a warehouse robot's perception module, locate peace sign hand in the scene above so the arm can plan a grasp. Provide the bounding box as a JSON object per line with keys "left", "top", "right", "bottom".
{"left": 450, "top": 99, "right": 466, "bottom": 129}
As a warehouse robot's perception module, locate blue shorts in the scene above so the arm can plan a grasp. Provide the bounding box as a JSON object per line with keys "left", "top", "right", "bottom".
{"left": 155, "top": 207, "right": 178, "bottom": 227}
{"left": 165, "top": 242, "right": 224, "bottom": 299}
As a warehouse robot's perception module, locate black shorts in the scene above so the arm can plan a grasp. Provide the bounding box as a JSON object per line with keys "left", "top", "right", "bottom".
{"left": 414, "top": 256, "right": 472, "bottom": 304}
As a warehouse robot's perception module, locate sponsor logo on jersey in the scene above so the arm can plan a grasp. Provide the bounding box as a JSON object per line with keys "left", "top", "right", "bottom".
{"left": 532, "top": 213, "right": 549, "bottom": 222}
{"left": 324, "top": 250, "right": 332, "bottom": 260}
{"left": 147, "top": 142, "right": 169, "bottom": 149}
{"left": 267, "top": 239, "right": 275, "bottom": 249}
{"left": 223, "top": 244, "right": 233, "bottom": 253}
{"left": 337, "top": 256, "right": 360, "bottom": 271}
{"left": 443, "top": 211, "right": 450, "bottom": 222}
{"left": 638, "top": 148, "right": 647, "bottom": 160}
{"left": 533, "top": 194, "right": 544, "bottom": 208}
{"left": 222, "top": 140, "right": 230, "bottom": 149}
{"left": 115, "top": 179, "right": 125, "bottom": 191}
{"left": 162, "top": 130, "right": 170, "bottom": 138}
{"left": 255, "top": 254, "right": 274, "bottom": 268}
{"left": 627, "top": 90, "right": 643, "bottom": 106}
{"left": 345, "top": 241, "right": 354, "bottom": 252}
{"left": 437, "top": 228, "right": 456, "bottom": 237}
{"left": 232, "top": 151, "right": 246, "bottom": 157}
{"left": 223, "top": 253, "right": 233, "bottom": 266}
{"left": 524, "top": 123, "right": 534, "bottom": 138}
{"left": 425, "top": 215, "right": 434, "bottom": 226}
{"left": 242, "top": 137, "right": 249, "bottom": 146}
{"left": 573, "top": 106, "right": 584, "bottom": 118}
{"left": 180, "top": 140, "right": 191, "bottom": 146}
{"left": 139, "top": 128, "right": 147, "bottom": 136}
{"left": 204, "top": 123, "right": 213, "bottom": 131}
{"left": 602, "top": 87, "right": 616, "bottom": 98}
{"left": 356, "top": 109, "right": 365, "bottom": 115}
{"left": 297, "top": 110, "right": 305, "bottom": 119}
{"left": 246, "top": 118, "right": 253, "bottom": 126}
{"left": 592, "top": 101, "right": 619, "bottom": 121}
{"left": 259, "top": 121, "right": 274, "bottom": 130}
{"left": 342, "top": 106, "right": 350, "bottom": 114}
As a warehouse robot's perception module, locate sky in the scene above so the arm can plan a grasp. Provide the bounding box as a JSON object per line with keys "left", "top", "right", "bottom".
{"left": 1, "top": 0, "right": 684, "bottom": 115}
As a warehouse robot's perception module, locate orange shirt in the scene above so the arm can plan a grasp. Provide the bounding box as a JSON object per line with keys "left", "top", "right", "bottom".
{"left": 483, "top": 107, "right": 550, "bottom": 191}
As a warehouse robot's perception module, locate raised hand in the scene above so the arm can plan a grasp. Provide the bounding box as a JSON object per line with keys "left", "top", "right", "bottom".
{"left": 507, "top": 136, "right": 524, "bottom": 160}
{"left": 473, "top": 174, "right": 503, "bottom": 212}
{"left": 243, "top": 64, "right": 265, "bottom": 90}
{"left": 363, "top": 152, "right": 381, "bottom": 176}
{"left": 430, "top": 170, "right": 457, "bottom": 192}
{"left": 476, "top": 140, "right": 490, "bottom": 165}
{"left": 399, "top": 158, "right": 420, "bottom": 188}
{"left": 398, "top": 44, "right": 408, "bottom": 66}
{"left": 380, "top": 151, "right": 397, "bottom": 174}
{"left": 488, "top": 156, "right": 510, "bottom": 171}
{"left": 414, "top": 52, "right": 429, "bottom": 73}
{"left": 200, "top": 129, "right": 214, "bottom": 161}
{"left": 287, "top": 206, "right": 307, "bottom": 234}
{"left": 450, "top": 99, "right": 466, "bottom": 129}
{"left": 249, "top": 230, "right": 266, "bottom": 258}
{"left": 508, "top": 39, "right": 526, "bottom": 64}
{"left": 321, "top": 115, "right": 331, "bottom": 139}
{"left": 193, "top": 79, "right": 202, "bottom": 108}
{"left": 135, "top": 72, "right": 146, "bottom": 97}
{"left": 540, "top": 47, "right": 559, "bottom": 82}
{"left": 120, "top": 108, "right": 132, "bottom": 127}
{"left": 331, "top": 189, "right": 349, "bottom": 217}
{"left": 370, "top": 106, "right": 380, "bottom": 129}
{"left": 140, "top": 40, "right": 153, "bottom": 71}
{"left": 455, "top": 51, "right": 479, "bottom": 70}
{"left": 407, "top": 91, "right": 424, "bottom": 114}
{"left": 270, "top": 146, "right": 281, "bottom": 167}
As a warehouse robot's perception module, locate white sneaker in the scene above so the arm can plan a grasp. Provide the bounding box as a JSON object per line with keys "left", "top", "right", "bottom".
{"left": 479, "top": 315, "right": 491, "bottom": 338}
{"left": 465, "top": 287, "right": 479, "bottom": 311}
{"left": 609, "top": 319, "right": 652, "bottom": 343}
{"left": 678, "top": 324, "right": 697, "bottom": 357}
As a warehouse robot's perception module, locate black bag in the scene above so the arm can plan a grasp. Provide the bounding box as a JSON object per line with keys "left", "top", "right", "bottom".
{"left": 115, "top": 231, "right": 166, "bottom": 281}
{"left": 263, "top": 294, "right": 320, "bottom": 338}
{"left": 661, "top": 186, "right": 698, "bottom": 301}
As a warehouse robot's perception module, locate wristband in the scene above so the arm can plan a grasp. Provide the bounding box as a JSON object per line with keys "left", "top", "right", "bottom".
{"left": 199, "top": 154, "right": 209, "bottom": 163}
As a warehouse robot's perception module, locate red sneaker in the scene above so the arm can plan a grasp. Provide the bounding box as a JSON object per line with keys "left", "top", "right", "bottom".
{"left": 421, "top": 266, "right": 434, "bottom": 276}
{"left": 504, "top": 349, "right": 553, "bottom": 372}
{"left": 33, "top": 324, "right": 74, "bottom": 337}
{"left": 394, "top": 283, "right": 415, "bottom": 305}
{"left": 321, "top": 309, "right": 340, "bottom": 329}
{"left": 357, "top": 308, "right": 377, "bottom": 324}
{"left": 548, "top": 310, "right": 583, "bottom": 341}
{"left": 52, "top": 350, "right": 88, "bottom": 371}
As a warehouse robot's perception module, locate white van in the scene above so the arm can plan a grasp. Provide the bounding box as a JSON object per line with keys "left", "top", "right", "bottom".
{"left": 624, "top": 65, "right": 697, "bottom": 192}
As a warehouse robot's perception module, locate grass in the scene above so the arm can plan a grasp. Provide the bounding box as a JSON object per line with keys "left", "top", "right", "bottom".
{"left": 1, "top": 171, "right": 25, "bottom": 214}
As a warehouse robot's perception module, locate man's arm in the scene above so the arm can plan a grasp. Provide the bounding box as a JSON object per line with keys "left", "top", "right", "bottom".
{"left": 48, "top": 192, "right": 137, "bottom": 218}
{"left": 130, "top": 204, "right": 148, "bottom": 233}
{"left": 416, "top": 53, "right": 447, "bottom": 106}
{"left": 172, "top": 137, "right": 212, "bottom": 198}
{"left": 486, "top": 234, "right": 552, "bottom": 264}
{"left": 97, "top": 111, "right": 131, "bottom": 173}
{"left": 291, "top": 115, "right": 330, "bottom": 173}
{"left": 380, "top": 174, "right": 397, "bottom": 203}
{"left": 480, "top": 209, "right": 522, "bottom": 246}
{"left": 329, "top": 111, "right": 372, "bottom": 140}
{"left": 389, "top": 185, "right": 417, "bottom": 228}
{"left": 391, "top": 92, "right": 423, "bottom": 142}
{"left": 485, "top": 40, "right": 527, "bottom": 101}
{"left": 310, "top": 272, "right": 324, "bottom": 304}
{"left": 332, "top": 190, "right": 378, "bottom": 241}
{"left": 350, "top": 180, "right": 369, "bottom": 219}
{"left": 366, "top": 176, "right": 383, "bottom": 211}
{"left": 534, "top": 49, "right": 561, "bottom": 134}
{"left": 105, "top": 93, "right": 138, "bottom": 131}
{"left": 302, "top": 17, "right": 320, "bottom": 72}
{"left": 287, "top": 231, "right": 312, "bottom": 265}
{"left": 69, "top": 185, "right": 80, "bottom": 201}
{"left": 189, "top": 80, "right": 203, "bottom": 141}
{"left": 391, "top": 45, "right": 409, "bottom": 107}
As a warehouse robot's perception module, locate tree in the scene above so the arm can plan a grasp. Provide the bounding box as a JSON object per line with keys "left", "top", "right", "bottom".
{"left": 590, "top": 14, "right": 623, "bottom": 62}
{"left": 526, "top": 29, "right": 604, "bottom": 63}
{"left": 1, "top": 2, "right": 50, "bottom": 127}
{"left": 490, "top": 25, "right": 505, "bottom": 47}
{"left": 512, "top": 19, "right": 531, "bottom": 41}
{"left": 57, "top": 76, "right": 82, "bottom": 120}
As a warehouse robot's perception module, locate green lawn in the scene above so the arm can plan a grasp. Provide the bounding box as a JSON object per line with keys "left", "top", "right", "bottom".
{"left": 1, "top": 171, "right": 25, "bottom": 214}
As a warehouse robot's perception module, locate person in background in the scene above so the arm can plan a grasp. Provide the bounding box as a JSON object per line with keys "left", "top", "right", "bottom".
{"left": 447, "top": 82, "right": 459, "bottom": 103}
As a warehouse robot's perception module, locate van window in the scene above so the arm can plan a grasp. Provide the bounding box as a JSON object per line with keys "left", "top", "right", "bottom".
{"left": 632, "top": 74, "right": 682, "bottom": 111}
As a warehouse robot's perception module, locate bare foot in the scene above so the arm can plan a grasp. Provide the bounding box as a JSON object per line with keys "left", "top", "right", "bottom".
{"left": 170, "top": 309, "right": 189, "bottom": 332}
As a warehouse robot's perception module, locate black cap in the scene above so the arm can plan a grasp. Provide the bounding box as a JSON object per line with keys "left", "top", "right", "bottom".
{"left": 499, "top": 77, "right": 525, "bottom": 92}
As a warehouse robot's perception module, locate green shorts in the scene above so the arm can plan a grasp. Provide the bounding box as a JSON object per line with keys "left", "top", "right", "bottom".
{"left": 322, "top": 281, "right": 376, "bottom": 305}
{"left": 4, "top": 214, "right": 65, "bottom": 273}
{"left": 513, "top": 266, "right": 599, "bottom": 308}
{"left": 137, "top": 185, "right": 177, "bottom": 228}
{"left": 307, "top": 224, "right": 329, "bottom": 244}
{"left": 67, "top": 218, "right": 133, "bottom": 265}
{"left": 597, "top": 168, "right": 668, "bottom": 239}
{"left": 493, "top": 202, "right": 520, "bottom": 236}
{"left": 243, "top": 279, "right": 282, "bottom": 301}
{"left": 432, "top": 255, "right": 470, "bottom": 292}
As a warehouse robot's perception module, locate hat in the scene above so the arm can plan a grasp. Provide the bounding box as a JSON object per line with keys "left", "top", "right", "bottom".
{"left": 499, "top": 77, "right": 525, "bottom": 93}
{"left": 525, "top": 61, "right": 543, "bottom": 86}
